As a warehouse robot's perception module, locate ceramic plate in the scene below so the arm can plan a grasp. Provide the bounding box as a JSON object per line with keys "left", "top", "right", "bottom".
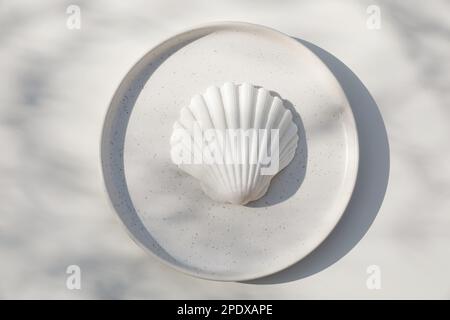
{"left": 101, "top": 22, "right": 359, "bottom": 281}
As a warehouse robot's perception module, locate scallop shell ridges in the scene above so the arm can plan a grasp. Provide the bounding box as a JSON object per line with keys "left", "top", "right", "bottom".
{"left": 170, "top": 82, "right": 299, "bottom": 205}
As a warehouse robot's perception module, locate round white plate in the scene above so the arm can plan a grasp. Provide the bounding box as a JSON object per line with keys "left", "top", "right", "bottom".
{"left": 101, "top": 22, "right": 359, "bottom": 281}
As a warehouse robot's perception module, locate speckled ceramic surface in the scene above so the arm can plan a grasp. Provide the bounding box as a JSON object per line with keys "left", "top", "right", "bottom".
{"left": 101, "top": 22, "right": 359, "bottom": 281}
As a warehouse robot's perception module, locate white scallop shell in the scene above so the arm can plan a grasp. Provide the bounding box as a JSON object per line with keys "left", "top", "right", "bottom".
{"left": 170, "top": 82, "right": 299, "bottom": 205}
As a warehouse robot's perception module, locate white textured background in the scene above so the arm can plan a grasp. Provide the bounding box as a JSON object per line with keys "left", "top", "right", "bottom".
{"left": 1, "top": 0, "right": 449, "bottom": 299}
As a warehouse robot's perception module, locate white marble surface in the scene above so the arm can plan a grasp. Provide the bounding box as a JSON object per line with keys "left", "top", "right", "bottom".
{"left": 1, "top": 0, "right": 449, "bottom": 299}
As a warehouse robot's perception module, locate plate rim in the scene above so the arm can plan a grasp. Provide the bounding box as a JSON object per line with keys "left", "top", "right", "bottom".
{"left": 100, "top": 21, "right": 360, "bottom": 281}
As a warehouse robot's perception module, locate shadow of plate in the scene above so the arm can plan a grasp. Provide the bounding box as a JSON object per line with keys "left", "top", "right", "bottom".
{"left": 245, "top": 38, "right": 390, "bottom": 284}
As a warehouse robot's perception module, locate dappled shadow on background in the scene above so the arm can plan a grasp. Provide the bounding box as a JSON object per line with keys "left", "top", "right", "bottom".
{"left": 246, "top": 38, "right": 390, "bottom": 284}
{"left": 384, "top": 1, "right": 450, "bottom": 108}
